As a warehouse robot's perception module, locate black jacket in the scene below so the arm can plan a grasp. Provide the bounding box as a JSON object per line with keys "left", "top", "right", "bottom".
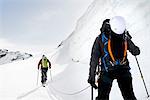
{"left": 89, "top": 32, "right": 140, "bottom": 76}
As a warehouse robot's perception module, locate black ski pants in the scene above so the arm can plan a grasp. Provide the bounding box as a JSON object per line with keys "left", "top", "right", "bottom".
{"left": 41, "top": 67, "right": 48, "bottom": 83}
{"left": 97, "top": 69, "right": 137, "bottom": 100}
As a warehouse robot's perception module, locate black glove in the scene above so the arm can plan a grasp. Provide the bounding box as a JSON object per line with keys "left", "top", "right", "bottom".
{"left": 132, "top": 46, "right": 140, "bottom": 56}
{"left": 88, "top": 76, "right": 98, "bottom": 89}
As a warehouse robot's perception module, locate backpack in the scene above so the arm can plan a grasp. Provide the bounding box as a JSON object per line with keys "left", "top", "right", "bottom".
{"left": 98, "top": 31, "right": 129, "bottom": 72}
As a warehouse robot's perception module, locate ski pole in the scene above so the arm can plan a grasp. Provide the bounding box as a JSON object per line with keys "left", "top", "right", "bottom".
{"left": 91, "top": 86, "right": 93, "bottom": 100}
{"left": 135, "top": 56, "right": 149, "bottom": 98}
{"left": 49, "top": 69, "right": 52, "bottom": 81}
{"left": 36, "top": 69, "right": 39, "bottom": 86}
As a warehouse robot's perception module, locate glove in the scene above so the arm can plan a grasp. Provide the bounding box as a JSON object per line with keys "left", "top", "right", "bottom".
{"left": 132, "top": 46, "right": 140, "bottom": 56}
{"left": 88, "top": 76, "right": 98, "bottom": 89}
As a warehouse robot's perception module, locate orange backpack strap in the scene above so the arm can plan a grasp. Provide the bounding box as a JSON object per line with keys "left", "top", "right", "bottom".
{"left": 108, "top": 35, "right": 127, "bottom": 65}
{"left": 108, "top": 37, "right": 115, "bottom": 63}
{"left": 121, "top": 40, "right": 127, "bottom": 64}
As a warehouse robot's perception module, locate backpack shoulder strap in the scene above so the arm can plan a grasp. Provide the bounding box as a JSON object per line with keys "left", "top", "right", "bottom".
{"left": 108, "top": 34, "right": 128, "bottom": 64}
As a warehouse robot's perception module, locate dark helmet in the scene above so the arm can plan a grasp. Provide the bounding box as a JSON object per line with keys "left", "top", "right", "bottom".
{"left": 42, "top": 55, "right": 45, "bottom": 57}
{"left": 42, "top": 55, "right": 47, "bottom": 59}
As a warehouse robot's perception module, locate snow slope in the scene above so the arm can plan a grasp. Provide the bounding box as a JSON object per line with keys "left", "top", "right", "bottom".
{"left": 0, "top": 49, "right": 66, "bottom": 100}
{"left": 1, "top": 0, "right": 150, "bottom": 100}
{"left": 48, "top": 0, "right": 150, "bottom": 100}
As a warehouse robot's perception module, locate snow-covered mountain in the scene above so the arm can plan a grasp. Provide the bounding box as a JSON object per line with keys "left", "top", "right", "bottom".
{"left": 1, "top": 0, "right": 150, "bottom": 100}
{"left": 0, "top": 49, "right": 32, "bottom": 65}
{"left": 49, "top": 0, "right": 150, "bottom": 100}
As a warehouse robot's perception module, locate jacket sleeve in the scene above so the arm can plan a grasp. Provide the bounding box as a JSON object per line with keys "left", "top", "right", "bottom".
{"left": 38, "top": 59, "right": 42, "bottom": 69}
{"left": 47, "top": 59, "right": 51, "bottom": 68}
{"left": 89, "top": 36, "right": 101, "bottom": 77}
{"left": 127, "top": 39, "right": 140, "bottom": 56}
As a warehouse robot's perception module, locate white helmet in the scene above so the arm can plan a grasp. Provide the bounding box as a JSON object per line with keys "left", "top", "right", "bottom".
{"left": 110, "top": 16, "right": 126, "bottom": 34}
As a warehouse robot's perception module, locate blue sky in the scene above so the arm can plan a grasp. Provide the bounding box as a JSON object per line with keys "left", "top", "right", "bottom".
{"left": 1, "top": 0, "right": 92, "bottom": 48}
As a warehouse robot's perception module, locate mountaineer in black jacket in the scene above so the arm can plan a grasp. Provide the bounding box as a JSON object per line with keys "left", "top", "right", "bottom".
{"left": 88, "top": 16, "right": 140, "bottom": 100}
